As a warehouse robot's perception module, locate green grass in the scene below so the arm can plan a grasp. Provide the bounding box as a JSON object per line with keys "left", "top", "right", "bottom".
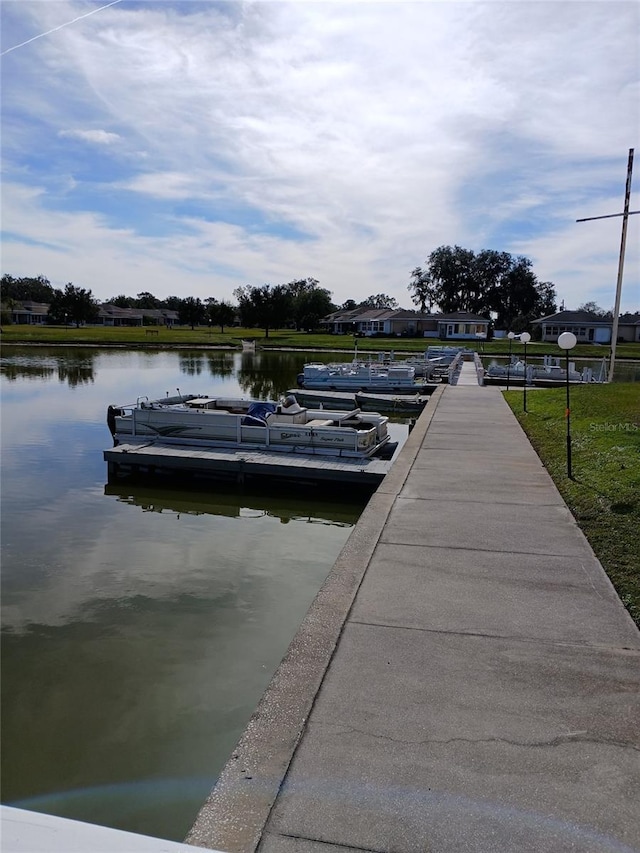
{"left": 505, "top": 384, "right": 640, "bottom": 625}
{"left": 2, "top": 324, "right": 640, "bottom": 359}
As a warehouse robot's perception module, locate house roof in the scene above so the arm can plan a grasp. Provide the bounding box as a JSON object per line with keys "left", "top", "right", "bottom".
{"left": 323, "top": 308, "right": 488, "bottom": 323}
{"left": 533, "top": 310, "right": 611, "bottom": 325}
{"left": 437, "top": 311, "right": 489, "bottom": 323}
{"left": 99, "top": 304, "right": 144, "bottom": 319}
{"left": 11, "top": 301, "right": 50, "bottom": 313}
{"left": 532, "top": 310, "right": 640, "bottom": 327}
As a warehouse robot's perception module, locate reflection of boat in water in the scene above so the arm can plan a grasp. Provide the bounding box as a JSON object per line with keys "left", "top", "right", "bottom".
{"left": 107, "top": 394, "right": 393, "bottom": 459}
{"left": 104, "top": 482, "right": 362, "bottom": 527}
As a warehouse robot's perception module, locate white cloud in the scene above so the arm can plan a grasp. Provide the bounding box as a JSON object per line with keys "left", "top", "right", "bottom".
{"left": 1, "top": 1, "right": 638, "bottom": 311}
{"left": 58, "top": 128, "right": 122, "bottom": 144}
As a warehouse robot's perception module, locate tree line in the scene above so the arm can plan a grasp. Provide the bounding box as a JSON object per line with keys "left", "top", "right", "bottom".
{"left": 3, "top": 247, "right": 565, "bottom": 335}
{"left": 1, "top": 275, "right": 402, "bottom": 334}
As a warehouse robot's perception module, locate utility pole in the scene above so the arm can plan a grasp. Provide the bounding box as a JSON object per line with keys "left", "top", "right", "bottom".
{"left": 577, "top": 149, "right": 638, "bottom": 383}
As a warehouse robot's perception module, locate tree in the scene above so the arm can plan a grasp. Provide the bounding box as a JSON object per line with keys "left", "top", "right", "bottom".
{"left": 407, "top": 267, "right": 437, "bottom": 313}
{"left": 409, "top": 245, "right": 557, "bottom": 329}
{"left": 47, "top": 283, "right": 100, "bottom": 326}
{"left": 286, "top": 278, "right": 334, "bottom": 331}
{"left": 233, "top": 285, "right": 260, "bottom": 328}
{"left": 423, "top": 245, "right": 478, "bottom": 313}
{"left": 1, "top": 274, "right": 56, "bottom": 303}
{"left": 135, "top": 291, "right": 161, "bottom": 309}
{"left": 340, "top": 299, "right": 358, "bottom": 311}
{"left": 359, "top": 294, "right": 398, "bottom": 309}
{"left": 178, "top": 296, "right": 205, "bottom": 329}
{"left": 163, "top": 295, "right": 183, "bottom": 312}
{"left": 208, "top": 299, "right": 236, "bottom": 332}
{"left": 233, "top": 284, "right": 292, "bottom": 338}
{"left": 107, "top": 294, "right": 135, "bottom": 308}
{"left": 535, "top": 282, "right": 558, "bottom": 318}
{"left": 577, "top": 301, "right": 611, "bottom": 317}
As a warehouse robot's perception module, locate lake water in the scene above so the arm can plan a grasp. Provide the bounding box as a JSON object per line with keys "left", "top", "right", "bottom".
{"left": 0, "top": 347, "right": 403, "bottom": 841}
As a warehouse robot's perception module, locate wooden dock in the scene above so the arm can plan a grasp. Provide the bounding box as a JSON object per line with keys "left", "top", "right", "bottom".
{"left": 104, "top": 441, "right": 392, "bottom": 487}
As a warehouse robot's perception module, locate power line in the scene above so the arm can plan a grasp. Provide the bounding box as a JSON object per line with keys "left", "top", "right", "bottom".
{"left": 1, "top": 0, "right": 124, "bottom": 57}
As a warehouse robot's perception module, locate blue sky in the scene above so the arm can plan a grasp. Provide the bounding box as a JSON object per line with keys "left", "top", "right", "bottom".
{"left": 1, "top": 0, "right": 638, "bottom": 311}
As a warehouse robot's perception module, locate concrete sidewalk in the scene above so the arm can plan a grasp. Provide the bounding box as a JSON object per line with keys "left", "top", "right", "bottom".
{"left": 187, "top": 384, "right": 640, "bottom": 853}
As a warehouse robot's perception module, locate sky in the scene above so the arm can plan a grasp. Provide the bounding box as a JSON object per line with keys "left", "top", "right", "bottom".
{"left": 1, "top": 0, "right": 639, "bottom": 313}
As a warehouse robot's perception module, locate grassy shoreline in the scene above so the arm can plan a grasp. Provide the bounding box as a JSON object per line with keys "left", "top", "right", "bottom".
{"left": 505, "top": 384, "right": 640, "bottom": 626}
{"left": 2, "top": 325, "right": 640, "bottom": 359}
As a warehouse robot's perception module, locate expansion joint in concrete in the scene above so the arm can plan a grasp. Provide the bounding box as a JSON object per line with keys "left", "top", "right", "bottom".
{"left": 315, "top": 721, "right": 640, "bottom": 753}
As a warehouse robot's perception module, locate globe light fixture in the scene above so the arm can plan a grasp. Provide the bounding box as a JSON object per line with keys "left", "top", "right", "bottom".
{"left": 520, "top": 332, "right": 531, "bottom": 411}
{"left": 558, "top": 332, "right": 577, "bottom": 478}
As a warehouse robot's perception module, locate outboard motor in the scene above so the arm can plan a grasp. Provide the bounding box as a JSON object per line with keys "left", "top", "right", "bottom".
{"left": 296, "top": 372, "right": 305, "bottom": 387}
{"left": 107, "top": 405, "right": 122, "bottom": 444}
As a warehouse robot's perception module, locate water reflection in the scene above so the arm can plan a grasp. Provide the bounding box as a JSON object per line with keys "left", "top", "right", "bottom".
{"left": 1, "top": 347, "right": 97, "bottom": 386}
{"left": 104, "top": 482, "right": 360, "bottom": 527}
{"left": 0, "top": 347, "right": 370, "bottom": 842}
{"left": 235, "top": 350, "right": 306, "bottom": 399}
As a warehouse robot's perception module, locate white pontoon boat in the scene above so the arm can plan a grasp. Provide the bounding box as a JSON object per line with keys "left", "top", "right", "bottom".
{"left": 107, "top": 394, "right": 393, "bottom": 459}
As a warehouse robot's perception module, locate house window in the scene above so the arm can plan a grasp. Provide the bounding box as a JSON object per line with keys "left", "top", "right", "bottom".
{"left": 360, "top": 321, "right": 384, "bottom": 333}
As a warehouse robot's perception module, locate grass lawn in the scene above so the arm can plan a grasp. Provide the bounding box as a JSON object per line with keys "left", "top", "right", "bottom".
{"left": 2, "top": 324, "right": 640, "bottom": 359}
{"left": 505, "top": 384, "right": 640, "bottom": 626}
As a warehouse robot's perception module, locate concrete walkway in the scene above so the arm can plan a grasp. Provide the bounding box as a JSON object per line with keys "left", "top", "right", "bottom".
{"left": 187, "top": 384, "right": 640, "bottom": 853}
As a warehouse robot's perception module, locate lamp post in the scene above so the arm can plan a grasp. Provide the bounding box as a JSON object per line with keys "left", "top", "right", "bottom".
{"left": 506, "top": 332, "right": 515, "bottom": 390}
{"left": 558, "top": 332, "right": 577, "bottom": 479}
{"left": 520, "top": 332, "right": 531, "bottom": 411}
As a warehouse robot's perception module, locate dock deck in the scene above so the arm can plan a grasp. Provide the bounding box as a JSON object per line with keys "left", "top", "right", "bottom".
{"left": 104, "top": 441, "right": 393, "bottom": 486}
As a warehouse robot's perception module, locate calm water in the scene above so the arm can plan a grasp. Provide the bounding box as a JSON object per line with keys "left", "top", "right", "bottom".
{"left": 0, "top": 347, "right": 397, "bottom": 841}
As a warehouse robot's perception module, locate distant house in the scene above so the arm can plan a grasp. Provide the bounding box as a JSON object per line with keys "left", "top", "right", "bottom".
{"left": 321, "top": 308, "right": 489, "bottom": 340}
{"left": 431, "top": 311, "right": 490, "bottom": 341}
{"left": 95, "top": 306, "right": 179, "bottom": 327}
{"left": 136, "top": 308, "right": 180, "bottom": 327}
{"left": 532, "top": 310, "right": 640, "bottom": 344}
{"left": 97, "top": 305, "right": 144, "bottom": 327}
{"left": 8, "top": 301, "right": 50, "bottom": 324}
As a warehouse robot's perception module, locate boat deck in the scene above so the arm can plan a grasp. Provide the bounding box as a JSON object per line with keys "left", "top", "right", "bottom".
{"left": 104, "top": 441, "right": 393, "bottom": 487}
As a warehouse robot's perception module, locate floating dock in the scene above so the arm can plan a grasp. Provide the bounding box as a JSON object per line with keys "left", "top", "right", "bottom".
{"left": 104, "top": 441, "right": 393, "bottom": 487}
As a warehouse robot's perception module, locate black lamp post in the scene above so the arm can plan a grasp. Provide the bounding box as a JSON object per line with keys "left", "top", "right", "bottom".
{"left": 558, "top": 332, "right": 577, "bottom": 479}
{"left": 506, "top": 332, "right": 515, "bottom": 390}
{"left": 520, "top": 332, "right": 531, "bottom": 411}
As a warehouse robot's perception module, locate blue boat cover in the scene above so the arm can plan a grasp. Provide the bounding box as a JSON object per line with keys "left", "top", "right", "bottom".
{"left": 241, "top": 401, "right": 276, "bottom": 426}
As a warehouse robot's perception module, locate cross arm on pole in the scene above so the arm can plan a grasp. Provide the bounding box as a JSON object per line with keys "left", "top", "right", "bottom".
{"left": 576, "top": 210, "right": 639, "bottom": 222}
